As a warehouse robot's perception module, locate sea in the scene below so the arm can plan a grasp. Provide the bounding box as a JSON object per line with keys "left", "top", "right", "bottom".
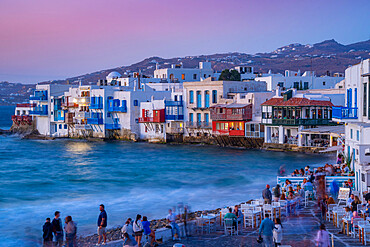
{"left": 0, "top": 105, "right": 335, "bottom": 246}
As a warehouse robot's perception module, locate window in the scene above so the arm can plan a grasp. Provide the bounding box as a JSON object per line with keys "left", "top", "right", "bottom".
{"left": 181, "top": 74, "right": 185, "bottom": 80}
{"left": 204, "top": 74, "right": 206, "bottom": 78}
{"left": 212, "top": 90, "right": 217, "bottom": 104}
{"left": 59, "top": 124, "right": 62, "bottom": 129}
{"left": 204, "top": 91, "right": 210, "bottom": 108}
{"left": 193, "top": 74, "right": 197, "bottom": 80}
{"left": 350, "top": 129, "right": 353, "bottom": 139}
{"left": 364, "top": 83, "right": 367, "bottom": 116}
{"left": 189, "top": 113, "right": 193, "bottom": 123}
{"left": 196, "top": 91, "right": 202, "bottom": 108}
{"left": 357, "top": 130, "right": 359, "bottom": 141}
{"left": 323, "top": 81, "right": 326, "bottom": 86}
{"left": 174, "top": 95, "right": 178, "bottom": 101}
{"left": 204, "top": 113, "right": 209, "bottom": 123}
{"left": 278, "top": 82, "right": 284, "bottom": 88}
{"left": 197, "top": 113, "right": 201, "bottom": 123}
{"left": 293, "top": 82, "right": 299, "bottom": 89}
{"left": 107, "top": 112, "right": 111, "bottom": 117}
{"left": 189, "top": 91, "right": 194, "bottom": 104}
{"left": 133, "top": 100, "right": 138, "bottom": 106}
{"left": 304, "top": 82, "right": 309, "bottom": 90}
{"left": 64, "top": 124, "right": 67, "bottom": 129}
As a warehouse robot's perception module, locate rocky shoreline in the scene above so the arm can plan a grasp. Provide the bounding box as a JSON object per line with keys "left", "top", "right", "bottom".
{"left": 76, "top": 206, "right": 231, "bottom": 246}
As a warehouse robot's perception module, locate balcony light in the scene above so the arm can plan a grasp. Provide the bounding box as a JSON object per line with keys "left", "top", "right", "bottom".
{"left": 81, "top": 98, "right": 86, "bottom": 103}
{"left": 73, "top": 98, "right": 77, "bottom": 103}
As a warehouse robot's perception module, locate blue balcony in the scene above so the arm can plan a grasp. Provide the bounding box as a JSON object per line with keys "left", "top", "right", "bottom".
{"left": 90, "top": 96, "right": 103, "bottom": 109}
{"left": 166, "top": 115, "right": 184, "bottom": 120}
{"left": 86, "top": 118, "right": 103, "bottom": 125}
{"left": 108, "top": 99, "right": 127, "bottom": 112}
{"left": 165, "top": 100, "right": 183, "bottom": 106}
{"left": 90, "top": 103, "right": 103, "bottom": 109}
{"left": 54, "top": 110, "right": 65, "bottom": 121}
{"left": 105, "top": 123, "right": 121, "bottom": 130}
{"left": 332, "top": 106, "right": 358, "bottom": 120}
{"left": 30, "top": 106, "right": 48, "bottom": 116}
{"left": 30, "top": 90, "right": 48, "bottom": 101}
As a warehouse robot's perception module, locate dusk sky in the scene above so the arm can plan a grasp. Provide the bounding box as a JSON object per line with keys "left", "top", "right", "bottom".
{"left": 0, "top": 0, "right": 369, "bottom": 84}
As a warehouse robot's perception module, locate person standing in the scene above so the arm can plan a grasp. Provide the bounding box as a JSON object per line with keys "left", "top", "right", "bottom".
{"left": 166, "top": 209, "right": 181, "bottom": 241}
{"left": 64, "top": 216, "right": 77, "bottom": 247}
{"left": 42, "top": 218, "right": 53, "bottom": 247}
{"left": 52, "top": 211, "right": 64, "bottom": 247}
{"left": 273, "top": 218, "right": 283, "bottom": 246}
{"left": 273, "top": 185, "right": 281, "bottom": 202}
{"left": 259, "top": 214, "right": 274, "bottom": 247}
{"left": 262, "top": 184, "right": 272, "bottom": 204}
{"left": 133, "top": 214, "right": 143, "bottom": 247}
{"left": 97, "top": 204, "right": 107, "bottom": 245}
{"left": 315, "top": 224, "right": 330, "bottom": 247}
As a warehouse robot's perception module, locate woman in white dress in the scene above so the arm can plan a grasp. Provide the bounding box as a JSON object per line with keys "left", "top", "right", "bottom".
{"left": 273, "top": 218, "right": 282, "bottom": 246}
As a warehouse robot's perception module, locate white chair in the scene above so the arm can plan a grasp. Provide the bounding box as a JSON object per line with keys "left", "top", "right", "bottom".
{"left": 350, "top": 218, "right": 362, "bottom": 238}
{"left": 251, "top": 200, "right": 260, "bottom": 206}
{"left": 195, "top": 217, "right": 207, "bottom": 235}
{"left": 224, "top": 218, "right": 236, "bottom": 235}
{"left": 326, "top": 204, "right": 335, "bottom": 222}
{"left": 263, "top": 204, "right": 273, "bottom": 218}
{"left": 220, "top": 208, "right": 229, "bottom": 226}
{"left": 243, "top": 209, "right": 254, "bottom": 228}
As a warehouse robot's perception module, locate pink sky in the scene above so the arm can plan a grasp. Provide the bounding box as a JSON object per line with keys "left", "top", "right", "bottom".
{"left": 0, "top": 0, "right": 369, "bottom": 83}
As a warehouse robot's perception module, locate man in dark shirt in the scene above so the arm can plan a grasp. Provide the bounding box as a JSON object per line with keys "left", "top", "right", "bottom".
{"left": 97, "top": 204, "right": 107, "bottom": 245}
{"left": 42, "top": 218, "right": 53, "bottom": 247}
{"left": 262, "top": 184, "right": 272, "bottom": 204}
{"left": 51, "top": 211, "right": 63, "bottom": 246}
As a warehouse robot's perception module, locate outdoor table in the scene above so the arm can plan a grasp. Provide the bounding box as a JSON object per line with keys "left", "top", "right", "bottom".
{"left": 201, "top": 214, "right": 217, "bottom": 233}
{"left": 252, "top": 210, "right": 262, "bottom": 228}
{"left": 272, "top": 206, "right": 281, "bottom": 219}
{"left": 358, "top": 222, "right": 370, "bottom": 245}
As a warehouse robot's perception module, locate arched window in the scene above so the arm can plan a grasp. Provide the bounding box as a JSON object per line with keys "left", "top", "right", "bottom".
{"left": 204, "top": 91, "right": 210, "bottom": 107}
{"left": 212, "top": 90, "right": 217, "bottom": 103}
{"left": 189, "top": 91, "right": 194, "bottom": 104}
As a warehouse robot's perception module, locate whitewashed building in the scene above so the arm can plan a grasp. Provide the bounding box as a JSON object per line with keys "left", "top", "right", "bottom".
{"left": 154, "top": 62, "right": 214, "bottom": 83}
{"left": 332, "top": 59, "right": 370, "bottom": 193}
{"left": 255, "top": 70, "right": 344, "bottom": 91}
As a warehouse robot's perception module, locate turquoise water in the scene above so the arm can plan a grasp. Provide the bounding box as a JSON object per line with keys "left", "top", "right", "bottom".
{"left": 0, "top": 106, "right": 335, "bottom": 246}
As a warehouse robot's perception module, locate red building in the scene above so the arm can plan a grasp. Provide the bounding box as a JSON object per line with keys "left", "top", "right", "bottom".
{"left": 210, "top": 103, "right": 252, "bottom": 136}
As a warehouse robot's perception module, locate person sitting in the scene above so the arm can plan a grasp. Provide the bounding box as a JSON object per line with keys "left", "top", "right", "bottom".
{"left": 327, "top": 196, "right": 335, "bottom": 205}
{"left": 122, "top": 218, "right": 137, "bottom": 247}
{"left": 224, "top": 207, "right": 237, "bottom": 230}
{"left": 299, "top": 168, "right": 305, "bottom": 177}
{"left": 233, "top": 205, "right": 243, "bottom": 226}
{"left": 296, "top": 185, "right": 304, "bottom": 198}
{"left": 142, "top": 216, "right": 157, "bottom": 247}
{"left": 303, "top": 180, "right": 313, "bottom": 191}
{"left": 347, "top": 194, "right": 355, "bottom": 206}
{"left": 287, "top": 191, "right": 295, "bottom": 200}
{"left": 351, "top": 196, "right": 361, "bottom": 212}
{"left": 350, "top": 211, "right": 361, "bottom": 233}
{"left": 166, "top": 209, "right": 181, "bottom": 241}
{"left": 280, "top": 193, "right": 286, "bottom": 200}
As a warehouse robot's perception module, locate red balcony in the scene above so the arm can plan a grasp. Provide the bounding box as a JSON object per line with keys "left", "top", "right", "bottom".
{"left": 210, "top": 104, "right": 252, "bottom": 121}
{"left": 16, "top": 103, "right": 36, "bottom": 108}
{"left": 139, "top": 116, "right": 153, "bottom": 123}
{"left": 139, "top": 109, "right": 165, "bottom": 123}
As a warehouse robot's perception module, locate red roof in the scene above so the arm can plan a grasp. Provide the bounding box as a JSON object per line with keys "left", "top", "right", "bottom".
{"left": 261, "top": 97, "right": 333, "bottom": 107}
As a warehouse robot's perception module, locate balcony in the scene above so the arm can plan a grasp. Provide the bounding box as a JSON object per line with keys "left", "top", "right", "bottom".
{"left": 54, "top": 110, "right": 65, "bottom": 122}
{"left": 270, "top": 118, "right": 331, "bottom": 126}
{"left": 165, "top": 114, "right": 184, "bottom": 121}
{"left": 105, "top": 123, "right": 121, "bottom": 130}
{"left": 138, "top": 117, "right": 154, "bottom": 123}
{"left": 30, "top": 106, "right": 48, "bottom": 116}
{"left": 332, "top": 106, "right": 358, "bottom": 120}
{"left": 86, "top": 118, "right": 103, "bottom": 125}
{"left": 30, "top": 90, "right": 48, "bottom": 101}
{"left": 90, "top": 103, "right": 103, "bottom": 109}
{"left": 108, "top": 105, "right": 127, "bottom": 112}
{"left": 167, "top": 127, "right": 184, "bottom": 134}
{"left": 75, "top": 124, "right": 92, "bottom": 130}
{"left": 62, "top": 102, "right": 78, "bottom": 108}
{"left": 165, "top": 100, "right": 183, "bottom": 106}
{"left": 185, "top": 121, "right": 212, "bottom": 129}
{"left": 75, "top": 112, "right": 91, "bottom": 119}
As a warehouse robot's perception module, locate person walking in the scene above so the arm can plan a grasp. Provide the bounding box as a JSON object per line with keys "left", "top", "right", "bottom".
{"left": 133, "top": 214, "right": 143, "bottom": 247}
{"left": 97, "top": 204, "right": 108, "bottom": 245}
{"left": 64, "top": 216, "right": 77, "bottom": 247}
{"left": 42, "top": 218, "right": 53, "bottom": 247}
{"left": 52, "top": 211, "right": 64, "bottom": 247}
{"left": 262, "top": 184, "right": 272, "bottom": 204}
{"left": 259, "top": 214, "right": 274, "bottom": 247}
{"left": 315, "top": 224, "right": 330, "bottom": 247}
{"left": 273, "top": 218, "right": 283, "bottom": 246}
{"left": 142, "top": 216, "right": 157, "bottom": 247}
{"left": 166, "top": 209, "right": 181, "bottom": 241}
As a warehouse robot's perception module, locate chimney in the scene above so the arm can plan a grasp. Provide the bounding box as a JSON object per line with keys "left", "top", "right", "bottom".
{"left": 276, "top": 86, "right": 281, "bottom": 97}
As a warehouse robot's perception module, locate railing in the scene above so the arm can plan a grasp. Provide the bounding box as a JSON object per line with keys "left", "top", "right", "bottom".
{"left": 86, "top": 118, "right": 103, "bottom": 125}
{"left": 245, "top": 131, "right": 264, "bottom": 138}
{"left": 166, "top": 127, "right": 184, "bottom": 134}
{"left": 75, "top": 124, "right": 92, "bottom": 130}
{"left": 277, "top": 176, "right": 356, "bottom": 190}
{"left": 165, "top": 101, "right": 183, "bottom": 106}
{"left": 185, "top": 121, "right": 212, "bottom": 129}
{"left": 108, "top": 106, "right": 127, "bottom": 112}
{"left": 211, "top": 112, "right": 252, "bottom": 121}
{"left": 16, "top": 103, "right": 36, "bottom": 108}
{"left": 29, "top": 107, "right": 48, "bottom": 116}
{"left": 271, "top": 118, "right": 330, "bottom": 126}
{"left": 90, "top": 103, "right": 103, "bottom": 110}
{"left": 138, "top": 117, "right": 153, "bottom": 123}
{"left": 105, "top": 123, "right": 121, "bottom": 130}
{"left": 62, "top": 102, "right": 78, "bottom": 108}
{"left": 165, "top": 115, "right": 184, "bottom": 121}
{"left": 75, "top": 112, "right": 91, "bottom": 119}
{"left": 332, "top": 106, "right": 358, "bottom": 120}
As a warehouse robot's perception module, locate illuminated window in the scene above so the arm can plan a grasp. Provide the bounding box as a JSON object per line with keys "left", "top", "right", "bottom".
{"left": 182, "top": 74, "right": 185, "bottom": 80}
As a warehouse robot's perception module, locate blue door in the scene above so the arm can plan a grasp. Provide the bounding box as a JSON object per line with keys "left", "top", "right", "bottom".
{"left": 205, "top": 113, "right": 209, "bottom": 123}
{"left": 189, "top": 113, "right": 193, "bottom": 123}
{"left": 197, "top": 113, "right": 201, "bottom": 123}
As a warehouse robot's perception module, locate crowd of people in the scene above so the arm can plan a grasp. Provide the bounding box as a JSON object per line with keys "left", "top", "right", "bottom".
{"left": 42, "top": 204, "right": 190, "bottom": 247}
